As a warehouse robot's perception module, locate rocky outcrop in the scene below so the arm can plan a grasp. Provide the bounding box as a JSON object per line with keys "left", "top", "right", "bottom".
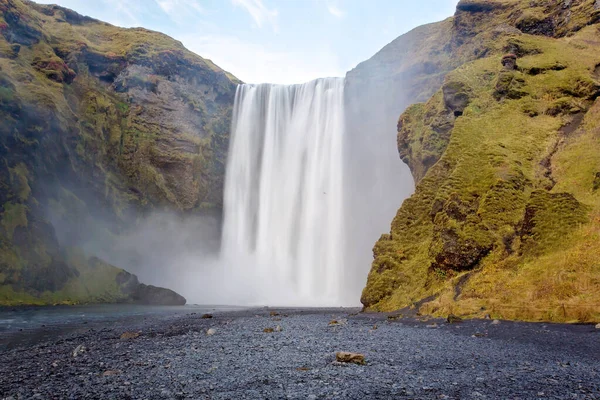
{"left": 362, "top": 0, "right": 600, "bottom": 322}
{"left": 0, "top": 0, "right": 237, "bottom": 304}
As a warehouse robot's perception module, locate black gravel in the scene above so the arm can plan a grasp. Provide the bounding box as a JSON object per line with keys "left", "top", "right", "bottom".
{"left": 1, "top": 308, "right": 599, "bottom": 399}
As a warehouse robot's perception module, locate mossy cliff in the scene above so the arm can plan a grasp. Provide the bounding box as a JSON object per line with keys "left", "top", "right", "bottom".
{"left": 0, "top": 0, "right": 238, "bottom": 305}
{"left": 361, "top": 0, "right": 600, "bottom": 322}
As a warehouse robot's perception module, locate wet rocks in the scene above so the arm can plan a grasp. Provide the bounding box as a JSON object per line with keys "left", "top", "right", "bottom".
{"left": 335, "top": 352, "right": 366, "bottom": 365}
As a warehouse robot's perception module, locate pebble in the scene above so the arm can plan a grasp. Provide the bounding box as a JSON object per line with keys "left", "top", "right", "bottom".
{"left": 1, "top": 308, "right": 599, "bottom": 399}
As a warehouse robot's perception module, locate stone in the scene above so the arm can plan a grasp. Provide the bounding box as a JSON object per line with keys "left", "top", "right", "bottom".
{"left": 263, "top": 328, "right": 275, "bottom": 333}
{"left": 275, "top": 325, "right": 283, "bottom": 332}
{"left": 595, "top": 323, "right": 600, "bottom": 329}
{"left": 201, "top": 314, "right": 213, "bottom": 319}
{"left": 269, "top": 311, "right": 280, "bottom": 317}
{"left": 492, "top": 320, "right": 501, "bottom": 325}
{"left": 501, "top": 54, "right": 517, "bottom": 70}
{"left": 206, "top": 328, "right": 216, "bottom": 336}
{"left": 426, "top": 323, "right": 439, "bottom": 328}
{"left": 447, "top": 314, "right": 463, "bottom": 324}
{"left": 129, "top": 283, "right": 186, "bottom": 306}
{"left": 102, "top": 370, "right": 122, "bottom": 377}
{"left": 335, "top": 352, "right": 366, "bottom": 365}
{"left": 72, "top": 344, "right": 86, "bottom": 357}
{"left": 120, "top": 332, "right": 140, "bottom": 340}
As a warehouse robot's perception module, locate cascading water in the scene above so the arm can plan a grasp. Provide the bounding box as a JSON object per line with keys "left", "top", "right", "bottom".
{"left": 221, "top": 78, "right": 346, "bottom": 306}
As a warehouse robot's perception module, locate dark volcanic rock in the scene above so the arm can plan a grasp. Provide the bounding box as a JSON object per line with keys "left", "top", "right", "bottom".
{"left": 116, "top": 270, "right": 186, "bottom": 305}
{"left": 130, "top": 284, "right": 186, "bottom": 306}
{"left": 456, "top": 0, "right": 504, "bottom": 13}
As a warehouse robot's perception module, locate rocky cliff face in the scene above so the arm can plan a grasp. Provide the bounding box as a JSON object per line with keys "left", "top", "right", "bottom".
{"left": 0, "top": 0, "right": 238, "bottom": 305}
{"left": 361, "top": 0, "right": 600, "bottom": 322}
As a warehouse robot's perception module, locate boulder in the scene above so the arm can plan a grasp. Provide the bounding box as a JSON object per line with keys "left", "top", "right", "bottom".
{"left": 129, "top": 284, "right": 186, "bottom": 306}
{"left": 336, "top": 352, "right": 366, "bottom": 365}
{"left": 447, "top": 314, "right": 463, "bottom": 324}
{"left": 120, "top": 332, "right": 140, "bottom": 340}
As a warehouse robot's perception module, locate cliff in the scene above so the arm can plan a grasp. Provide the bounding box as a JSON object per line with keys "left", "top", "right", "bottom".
{"left": 361, "top": 0, "right": 600, "bottom": 322}
{"left": 0, "top": 0, "right": 238, "bottom": 304}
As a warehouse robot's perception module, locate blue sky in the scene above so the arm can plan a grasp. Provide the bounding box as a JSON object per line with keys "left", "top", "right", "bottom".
{"left": 35, "top": 0, "right": 459, "bottom": 84}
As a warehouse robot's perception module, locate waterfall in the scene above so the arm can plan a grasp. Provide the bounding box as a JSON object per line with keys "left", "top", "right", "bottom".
{"left": 221, "top": 78, "right": 346, "bottom": 306}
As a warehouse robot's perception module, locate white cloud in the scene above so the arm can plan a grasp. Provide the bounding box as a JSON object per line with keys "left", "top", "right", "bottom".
{"left": 154, "top": 0, "right": 205, "bottom": 24}
{"left": 327, "top": 4, "right": 344, "bottom": 19}
{"left": 231, "top": 0, "right": 278, "bottom": 31}
{"left": 180, "top": 34, "right": 344, "bottom": 84}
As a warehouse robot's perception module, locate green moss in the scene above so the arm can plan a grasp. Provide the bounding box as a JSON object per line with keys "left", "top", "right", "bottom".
{"left": 9, "top": 163, "right": 31, "bottom": 201}
{"left": 364, "top": 22, "right": 600, "bottom": 321}
{"left": 1, "top": 203, "right": 28, "bottom": 240}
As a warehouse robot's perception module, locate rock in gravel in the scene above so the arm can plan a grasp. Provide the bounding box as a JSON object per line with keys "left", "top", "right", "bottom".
{"left": 427, "top": 323, "right": 439, "bottom": 329}
{"left": 102, "top": 370, "right": 122, "bottom": 377}
{"left": 120, "top": 332, "right": 140, "bottom": 340}
{"left": 201, "top": 314, "right": 213, "bottom": 319}
{"left": 329, "top": 319, "right": 347, "bottom": 326}
{"left": 447, "top": 314, "right": 463, "bottom": 324}
{"left": 263, "top": 328, "right": 275, "bottom": 333}
{"left": 206, "top": 328, "right": 217, "bottom": 336}
{"left": 336, "top": 351, "right": 366, "bottom": 365}
{"left": 275, "top": 325, "right": 283, "bottom": 332}
{"left": 269, "top": 311, "right": 280, "bottom": 317}
{"left": 492, "top": 320, "right": 501, "bottom": 325}
{"left": 72, "top": 344, "right": 86, "bottom": 357}
{"left": 595, "top": 323, "right": 600, "bottom": 329}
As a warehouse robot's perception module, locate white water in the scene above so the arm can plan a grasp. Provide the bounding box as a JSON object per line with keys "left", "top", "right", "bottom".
{"left": 221, "top": 78, "right": 346, "bottom": 306}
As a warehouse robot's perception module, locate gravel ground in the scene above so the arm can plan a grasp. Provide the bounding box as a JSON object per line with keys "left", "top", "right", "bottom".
{"left": 1, "top": 308, "right": 599, "bottom": 399}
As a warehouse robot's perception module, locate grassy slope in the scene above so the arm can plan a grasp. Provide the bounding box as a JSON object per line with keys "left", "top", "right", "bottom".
{"left": 362, "top": 0, "right": 600, "bottom": 322}
{"left": 0, "top": 0, "right": 238, "bottom": 305}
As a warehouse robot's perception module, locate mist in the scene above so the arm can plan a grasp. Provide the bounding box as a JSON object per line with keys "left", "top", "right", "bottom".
{"left": 44, "top": 49, "right": 420, "bottom": 308}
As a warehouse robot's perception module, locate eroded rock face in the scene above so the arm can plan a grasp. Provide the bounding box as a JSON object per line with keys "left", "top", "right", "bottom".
{"left": 0, "top": 0, "right": 237, "bottom": 304}
{"left": 456, "top": 0, "right": 504, "bottom": 13}
{"left": 362, "top": 0, "right": 600, "bottom": 321}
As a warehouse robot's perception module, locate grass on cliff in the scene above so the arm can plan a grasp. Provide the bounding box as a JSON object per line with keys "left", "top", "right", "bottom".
{"left": 364, "top": 24, "right": 600, "bottom": 322}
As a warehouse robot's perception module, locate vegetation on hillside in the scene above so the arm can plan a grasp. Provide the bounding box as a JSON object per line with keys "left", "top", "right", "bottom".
{"left": 362, "top": 0, "right": 600, "bottom": 322}
{"left": 0, "top": 0, "right": 238, "bottom": 304}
